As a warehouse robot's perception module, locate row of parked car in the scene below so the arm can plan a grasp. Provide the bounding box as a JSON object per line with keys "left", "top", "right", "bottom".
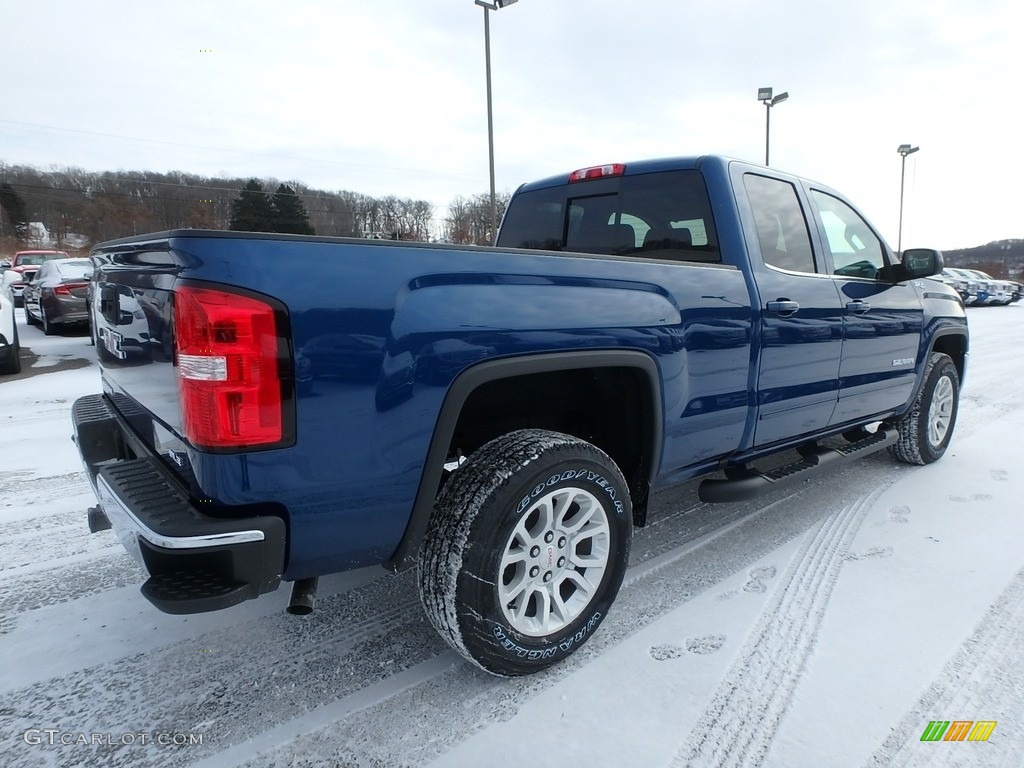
{"left": 1, "top": 250, "right": 94, "bottom": 333}
{"left": 1, "top": 250, "right": 95, "bottom": 375}
{"left": 936, "top": 267, "right": 1022, "bottom": 306}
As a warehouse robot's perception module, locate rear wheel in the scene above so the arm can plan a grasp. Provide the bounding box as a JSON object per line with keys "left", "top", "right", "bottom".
{"left": 41, "top": 308, "right": 54, "bottom": 336}
{"left": 418, "top": 429, "right": 632, "bottom": 677}
{"left": 25, "top": 305, "right": 39, "bottom": 326}
{"left": 888, "top": 352, "right": 959, "bottom": 465}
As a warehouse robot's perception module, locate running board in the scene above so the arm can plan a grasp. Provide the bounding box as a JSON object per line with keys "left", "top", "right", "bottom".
{"left": 697, "top": 427, "right": 898, "bottom": 503}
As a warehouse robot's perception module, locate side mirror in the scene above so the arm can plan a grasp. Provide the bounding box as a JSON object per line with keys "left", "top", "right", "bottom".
{"left": 901, "top": 248, "right": 944, "bottom": 279}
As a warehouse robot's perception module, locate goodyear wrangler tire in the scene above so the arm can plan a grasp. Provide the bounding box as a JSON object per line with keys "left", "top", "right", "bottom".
{"left": 888, "top": 352, "right": 960, "bottom": 465}
{"left": 418, "top": 429, "right": 632, "bottom": 677}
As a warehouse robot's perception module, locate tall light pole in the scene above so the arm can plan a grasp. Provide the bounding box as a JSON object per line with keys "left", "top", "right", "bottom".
{"left": 757, "top": 87, "right": 788, "bottom": 166}
{"left": 896, "top": 144, "right": 920, "bottom": 254}
{"left": 475, "top": 0, "right": 517, "bottom": 244}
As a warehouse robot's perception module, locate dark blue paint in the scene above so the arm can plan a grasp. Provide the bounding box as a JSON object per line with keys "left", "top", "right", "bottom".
{"left": 86, "top": 156, "right": 967, "bottom": 581}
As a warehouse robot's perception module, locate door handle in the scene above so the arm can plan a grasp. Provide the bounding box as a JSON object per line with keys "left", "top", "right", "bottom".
{"left": 767, "top": 300, "right": 800, "bottom": 317}
{"left": 846, "top": 300, "right": 871, "bottom": 314}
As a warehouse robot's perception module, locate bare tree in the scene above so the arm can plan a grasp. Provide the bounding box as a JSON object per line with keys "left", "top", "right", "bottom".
{"left": 444, "top": 191, "right": 510, "bottom": 245}
{"left": 0, "top": 163, "right": 441, "bottom": 248}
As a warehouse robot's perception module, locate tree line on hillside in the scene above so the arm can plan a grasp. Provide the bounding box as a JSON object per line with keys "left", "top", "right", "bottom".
{"left": 0, "top": 163, "right": 510, "bottom": 254}
{"left": 943, "top": 240, "right": 1024, "bottom": 281}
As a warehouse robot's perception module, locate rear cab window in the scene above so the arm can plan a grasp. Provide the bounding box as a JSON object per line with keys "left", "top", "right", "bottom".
{"left": 742, "top": 173, "right": 817, "bottom": 274}
{"left": 497, "top": 170, "right": 721, "bottom": 264}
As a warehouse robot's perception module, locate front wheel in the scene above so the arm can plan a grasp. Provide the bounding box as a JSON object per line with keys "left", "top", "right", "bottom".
{"left": 418, "top": 429, "right": 632, "bottom": 677}
{"left": 888, "top": 352, "right": 960, "bottom": 465}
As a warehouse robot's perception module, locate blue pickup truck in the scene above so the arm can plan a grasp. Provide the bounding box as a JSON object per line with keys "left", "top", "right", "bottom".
{"left": 72, "top": 156, "right": 967, "bottom": 676}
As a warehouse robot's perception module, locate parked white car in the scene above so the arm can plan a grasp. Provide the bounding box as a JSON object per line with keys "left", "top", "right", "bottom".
{"left": 0, "top": 281, "right": 22, "bottom": 375}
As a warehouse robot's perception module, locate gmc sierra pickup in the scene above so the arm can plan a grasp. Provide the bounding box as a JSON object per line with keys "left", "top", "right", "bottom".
{"left": 72, "top": 155, "right": 967, "bottom": 676}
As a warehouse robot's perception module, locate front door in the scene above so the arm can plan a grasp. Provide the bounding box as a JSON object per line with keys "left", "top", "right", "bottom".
{"left": 807, "top": 189, "right": 924, "bottom": 424}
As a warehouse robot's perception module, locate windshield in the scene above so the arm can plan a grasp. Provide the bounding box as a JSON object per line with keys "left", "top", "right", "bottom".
{"left": 16, "top": 253, "right": 68, "bottom": 266}
{"left": 56, "top": 260, "right": 93, "bottom": 279}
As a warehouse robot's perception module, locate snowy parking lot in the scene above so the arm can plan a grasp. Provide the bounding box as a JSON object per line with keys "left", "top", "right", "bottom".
{"left": 1, "top": 306, "right": 1022, "bottom": 768}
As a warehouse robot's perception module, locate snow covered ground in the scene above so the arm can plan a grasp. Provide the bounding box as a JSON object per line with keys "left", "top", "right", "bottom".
{"left": 1, "top": 306, "right": 1022, "bottom": 768}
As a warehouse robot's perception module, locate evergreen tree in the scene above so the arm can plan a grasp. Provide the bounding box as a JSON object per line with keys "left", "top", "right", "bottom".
{"left": 228, "top": 179, "right": 276, "bottom": 232}
{"left": 271, "top": 184, "right": 315, "bottom": 235}
{"left": 0, "top": 183, "right": 30, "bottom": 240}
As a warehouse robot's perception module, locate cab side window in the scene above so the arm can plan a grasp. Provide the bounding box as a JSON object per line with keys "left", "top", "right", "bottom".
{"left": 811, "top": 190, "right": 887, "bottom": 279}
{"left": 743, "top": 174, "right": 816, "bottom": 274}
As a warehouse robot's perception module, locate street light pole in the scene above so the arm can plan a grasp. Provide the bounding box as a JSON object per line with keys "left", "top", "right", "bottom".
{"left": 757, "top": 87, "right": 788, "bottom": 166}
{"left": 475, "top": 0, "right": 517, "bottom": 244}
{"left": 897, "top": 143, "right": 920, "bottom": 254}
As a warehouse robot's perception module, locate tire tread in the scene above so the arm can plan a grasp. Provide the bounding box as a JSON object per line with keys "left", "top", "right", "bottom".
{"left": 418, "top": 429, "right": 628, "bottom": 676}
{"left": 888, "top": 352, "right": 959, "bottom": 465}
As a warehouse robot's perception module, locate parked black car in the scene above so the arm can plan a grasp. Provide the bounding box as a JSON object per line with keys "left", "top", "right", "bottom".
{"left": 23, "top": 258, "right": 94, "bottom": 335}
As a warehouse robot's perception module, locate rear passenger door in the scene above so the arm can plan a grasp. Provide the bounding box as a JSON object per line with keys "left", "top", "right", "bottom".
{"left": 806, "top": 189, "right": 924, "bottom": 424}
{"left": 741, "top": 173, "right": 845, "bottom": 447}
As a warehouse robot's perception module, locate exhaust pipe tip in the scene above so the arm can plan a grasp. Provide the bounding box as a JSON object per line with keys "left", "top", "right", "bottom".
{"left": 287, "top": 577, "right": 318, "bottom": 615}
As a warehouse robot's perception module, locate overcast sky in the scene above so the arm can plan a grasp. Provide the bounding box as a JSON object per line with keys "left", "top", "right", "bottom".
{"left": 3, "top": 0, "right": 1021, "bottom": 249}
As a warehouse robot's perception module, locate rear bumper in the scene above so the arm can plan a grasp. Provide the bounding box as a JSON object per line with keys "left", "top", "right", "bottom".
{"left": 72, "top": 394, "right": 286, "bottom": 614}
{"left": 44, "top": 296, "right": 89, "bottom": 324}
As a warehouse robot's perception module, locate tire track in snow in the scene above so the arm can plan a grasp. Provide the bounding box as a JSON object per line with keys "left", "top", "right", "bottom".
{"left": 671, "top": 484, "right": 892, "bottom": 768}
{"left": 0, "top": 510, "right": 120, "bottom": 577}
{"left": 0, "top": 551, "right": 142, "bottom": 629}
{"left": 0, "top": 397, "right": 75, "bottom": 426}
{"left": 0, "top": 571, "right": 443, "bottom": 768}
{"left": 0, "top": 475, "right": 143, "bottom": 616}
{"left": 3, "top": 451, "right": 903, "bottom": 768}
{"left": 207, "top": 474, "right": 885, "bottom": 768}
{"left": 0, "top": 471, "right": 90, "bottom": 514}
{"left": 0, "top": 473, "right": 793, "bottom": 765}
{"left": 863, "top": 565, "right": 1024, "bottom": 768}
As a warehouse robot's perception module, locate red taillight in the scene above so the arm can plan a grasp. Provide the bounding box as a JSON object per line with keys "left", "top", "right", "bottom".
{"left": 54, "top": 282, "right": 87, "bottom": 296}
{"left": 174, "top": 285, "right": 286, "bottom": 450}
{"left": 568, "top": 163, "right": 626, "bottom": 183}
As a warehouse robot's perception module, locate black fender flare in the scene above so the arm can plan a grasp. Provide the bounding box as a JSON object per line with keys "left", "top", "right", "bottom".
{"left": 912, "top": 323, "right": 969, "bottom": 397}
{"left": 384, "top": 350, "right": 663, "bottom": 571}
